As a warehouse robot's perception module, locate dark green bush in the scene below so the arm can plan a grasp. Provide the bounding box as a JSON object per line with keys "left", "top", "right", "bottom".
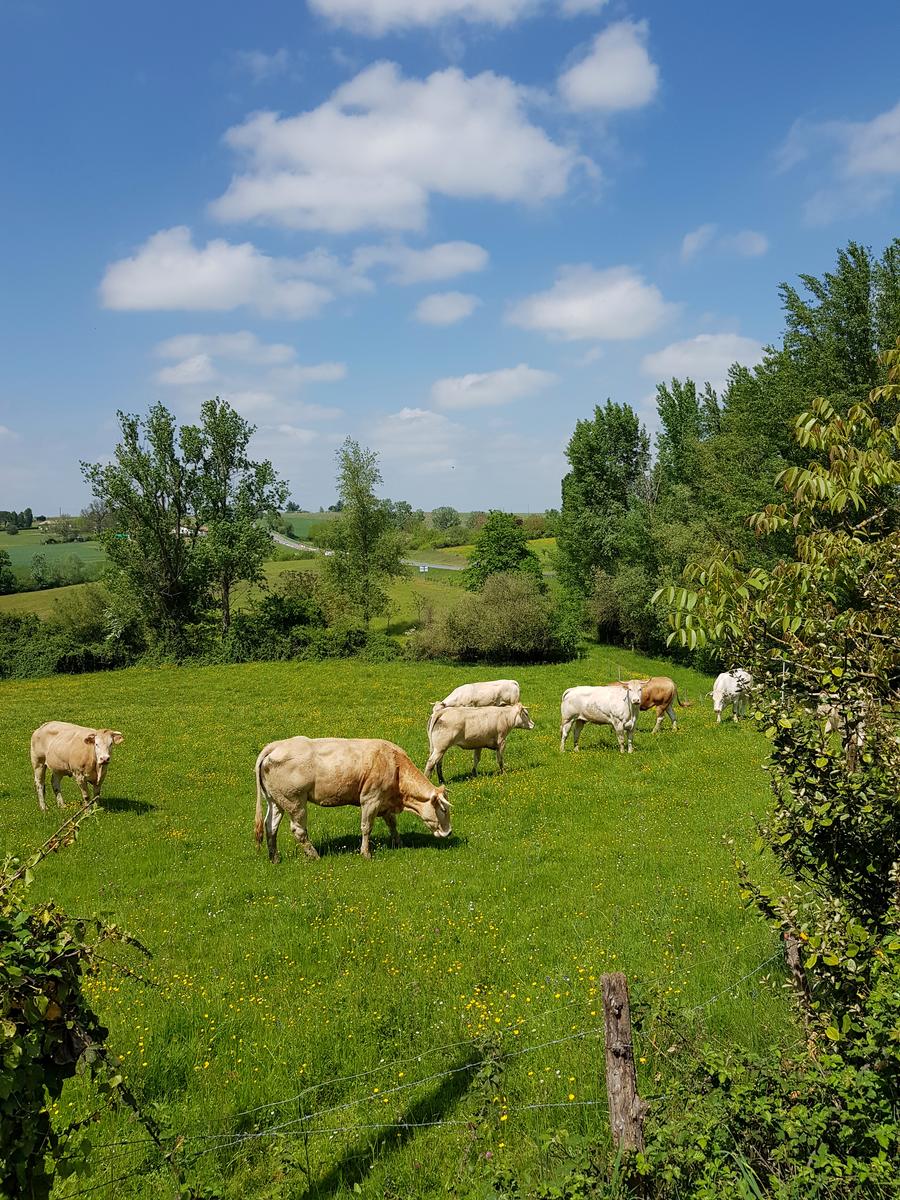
{"left": 408, "top": 573, "right": 581, "bottom": 664}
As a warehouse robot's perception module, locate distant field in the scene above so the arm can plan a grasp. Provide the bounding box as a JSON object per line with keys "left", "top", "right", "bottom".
{"left": 0, "top": 647, "right": 790, "bottom": 1198}
{"left": 434, "top": 537, "right": 556, "bottom": 565}
{"left": 0, "top": 558, "right": 465, "bottom": 632}
{"left": 0, "top": 527, "right": 105, "bottom": 570}
{"left": 279, "top": 512, "right": 339, "bottom": 539}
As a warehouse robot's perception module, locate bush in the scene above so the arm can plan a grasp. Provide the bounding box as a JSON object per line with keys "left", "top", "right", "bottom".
{"left": 409, "top": 573, "right": 581, "bottom": 664}
{"left": 586, "top": 564, "right": 669, "bottom": 651}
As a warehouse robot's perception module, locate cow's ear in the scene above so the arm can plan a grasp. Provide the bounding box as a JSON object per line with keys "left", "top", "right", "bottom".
{"left": 111, "top": 731, "right": 124, "bottom": 744}
{"left": 84, "top": 734, "right": 95, "bottom": 744}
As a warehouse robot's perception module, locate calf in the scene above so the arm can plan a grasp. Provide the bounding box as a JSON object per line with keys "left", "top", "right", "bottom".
{"left": 425, "top": 703, "right": 535, "bottom": 783}
{"left": 711, "top": 670, "right": 753, "bottom": 723}
{"left": 255, "top": 736, "right": 451, "bottom": 861}
{"left": 560, "top": 682, "right": 643, "bottom": 753}
{"left": 30, "top": 722, "right": 124, "bottom": 810}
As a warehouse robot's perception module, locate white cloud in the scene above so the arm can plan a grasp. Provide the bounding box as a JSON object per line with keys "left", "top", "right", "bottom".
{"left": 210, "top": 62, "right": 578, "bottom": 233}
{"left": 308, "top": 0, "right": 534, "bottom": 35}
{"left": 414, "top": 291, "right": 481, "bottom": 325}
{"left": 559, "top": 20, "right": 659, "bottom": 113}
{"left": 641, "top": 332, "right": 764, "bottom": 393}
{"left": 680, "top": 223, "right": 717, "bottom": 262}
{"left": 721, "top": 229, "right": 769, "bottom": 257}
{"left": 508, "top": 264, "right": 674, "bottom": 341}
{"left": 156, "top": 331, "right": 297, "bottom": 366}
{"left": 778, "top": 101, "right": 900, "bottom": 224}
{"left": 151, "top": 331, "right": 346, "bottom": 424}
{"left": 233, "top": 49, "right": 291, "bottom": 82}
{"left": 560, "top": 0, "right": 608, "bottom": 15}
{"left": 680, "top": 224, "right": 768, "bottom": 261}
{"left": 156, "top": 354, "right": 217, "bottom": 386}
{"left": 0, "top": 425, "right": 19, "bottom": 439}
{"left": 101, "top": 227, "right": 332, "bottom": 318}
{"left": 430, "top": 363, "right": 556, "bottom": 410}
{"left": 353, "top": 240, "right": 488, "bottom": 284}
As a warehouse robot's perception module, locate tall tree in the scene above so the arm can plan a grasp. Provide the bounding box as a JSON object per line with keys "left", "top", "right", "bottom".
{"left": 464, "top": 511, "right": 543, "bottom": 591}
{"left": 183, "top": 398, "right": 287, "bottom": 636}
{"left": 0, "top": 549, "right": 16, "bottom": 595}
{"left": 654, "top": 378, "right": 703, "bottom": 488}
{"left": 431, "top": 506, "right": 460, "bottom": 531}
{"left": 82, "top": 404, "right": 207, "bottom": 652}
{"left": 319, "top": 438, "right": 407, "bottom": 627}
{"left": 556, "top": 400, "right": 650, "bottom": 592}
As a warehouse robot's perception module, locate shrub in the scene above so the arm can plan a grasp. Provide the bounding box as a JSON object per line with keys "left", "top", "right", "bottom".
{"left": 409, "top": 573, "right": 581, "bottom": 664}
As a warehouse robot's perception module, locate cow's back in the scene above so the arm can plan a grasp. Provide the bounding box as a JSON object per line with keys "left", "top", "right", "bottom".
{"left": 32, "top": 722, "right": 94, "bottom": 772}
{"left": 261, "top": 736, "right": 401, "bottom": 807}
{"left": 563, "top": 685, "right": 630, "bottom": 719}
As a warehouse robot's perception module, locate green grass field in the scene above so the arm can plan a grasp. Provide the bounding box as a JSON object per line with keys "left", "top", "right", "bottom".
{"left": 0, "top": 648, "right": 790, "bottom": 1198}
{"left": 0, "top": 560, "right": 465, "bottom": 631}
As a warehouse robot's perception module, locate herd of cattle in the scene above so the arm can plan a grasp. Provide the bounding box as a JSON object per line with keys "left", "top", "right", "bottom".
{"left": 28, "top": 670, "right": 756, "bottom": 861}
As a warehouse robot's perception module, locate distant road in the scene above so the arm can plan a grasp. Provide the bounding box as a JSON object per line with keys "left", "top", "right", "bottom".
{"left": 271, "top": 530, "right": 467, "bottom": 572}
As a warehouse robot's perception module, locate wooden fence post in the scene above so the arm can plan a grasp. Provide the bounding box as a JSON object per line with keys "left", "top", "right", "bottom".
{"left": 601, "top": 972, "right": 646, "bottom": 1152}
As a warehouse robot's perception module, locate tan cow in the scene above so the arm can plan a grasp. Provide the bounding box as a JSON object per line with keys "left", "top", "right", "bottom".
{"left": 30, "top": 722, "right": 124, "bottom": 810}
{"left": 425, "top": 703, "right": 535, "bottom": 783}
{"left": 254, "top": 737, "right": 452, "bottom": 861}
{"left": 610, "top": 676, "right": 692, "bottom": 732}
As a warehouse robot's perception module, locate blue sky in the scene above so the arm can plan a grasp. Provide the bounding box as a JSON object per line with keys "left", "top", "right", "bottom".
{"left": 2, "top": 0, "right": 899, "bottom": 513}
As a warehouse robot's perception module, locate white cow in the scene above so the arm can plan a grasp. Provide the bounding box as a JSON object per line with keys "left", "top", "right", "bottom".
{"left": 711, "top": 670, "right": 753, "bottom": 723}
{"left": 430, "top": 680, "right": 521, "bottom": 732}
{"left": 560, "top": 682, "right": 643, "bottom": 753}
{"left": 425, "top": 703, "right": 535, "bottom": 783}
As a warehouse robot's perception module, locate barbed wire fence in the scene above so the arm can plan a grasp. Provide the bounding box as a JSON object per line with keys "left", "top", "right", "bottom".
{"left": 57, "top": 943, "right": 787, "bottom": 1196}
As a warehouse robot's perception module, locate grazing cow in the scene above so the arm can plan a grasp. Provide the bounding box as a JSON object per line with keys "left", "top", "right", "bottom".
{"left": 610, "top": 676, "right": 692, "bottom": 732}
{"left": 430, "top": 680, "right": 520, "bottom": 729}
{"left": 711, "top": 670, "right": 753, "bottom": 723}
{"left": 30, "top": 722, "right": 124, "bottom": 810}
{"left": 560, "top": 682, "right": 643, "bottom": 753}
{"left": 425, "top": 703, "right": 535, "bottom": 783}
{"left": 255, "top": 737, "right": 452, "bottom": 862}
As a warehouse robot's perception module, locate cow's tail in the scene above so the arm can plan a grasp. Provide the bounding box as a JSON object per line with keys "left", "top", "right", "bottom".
{"left": 427, "top": 703, "right": 445, "bottom": 741}
{"left": 675, "top": 686, "right": 693, "bottom": 708}
{"left": 254, "top": 748, "right": 270, "bottom": 848}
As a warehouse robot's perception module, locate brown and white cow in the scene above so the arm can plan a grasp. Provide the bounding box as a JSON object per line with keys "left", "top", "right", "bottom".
{"left": 30, "top": 722, "right": 125, "bottom": 810}
{"left": 425, "top": 703, "right": 535, "bottom": 783}
{"left": 610, "top": 676, "right": 692, "bottom": 732}
{"left": 254, "top": 737, "right": 452, "bottom": 861}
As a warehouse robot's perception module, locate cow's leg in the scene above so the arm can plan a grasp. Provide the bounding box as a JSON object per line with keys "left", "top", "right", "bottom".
{"left": 571, "top": 719, "right": 586, "bottom": 751}
{"left": 715, "top": 707, "right": 722, "bottom": 725}
{"left": 359, "top": 797, "right": 381, "bottom": 859}
{"left": 33, "top": 762, "right": 47, "bottom": 811}
{"left": 612, "top": 721, "right": 625, "bottom": 753}
{"left": 383, "top": 810, "right": 400, "bottom": 849}
{"left": 424, "top": 748, "right": 444, "bottom": 784}
{"left": 668, "top": 704, "right": 678, "bottom": 731}
{"left": 73, "top": 773, "right": 91, "bottom": 805}
{"left": 495, "top": 740, "right": 505, "bottom": 773}
{"left": 265, "top": 801, "right": 284, "bottom": 863}
{"left": 732, "top": 702, "right": 739, "bottom": 724}
{"left": 626, "top": 723, "right": 635, "bottom": 753}
{"left": 560, "top": 719, "right": 573, "bottom": 752}
{"left": 51, "top": 772, "right": 66, "bottom": 809}
{"left": 471, "top": 748, "right": 482, "bottom": 777}
{"left": 289, "top": 802, "right": 319, "bottom": 860}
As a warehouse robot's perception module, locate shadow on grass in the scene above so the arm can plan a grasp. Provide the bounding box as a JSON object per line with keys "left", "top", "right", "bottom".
{"left": 96, "top": 795, "right": 156, "bottom": 815}
{"left": 297, "top": 1055, "right": 478, "bottom": 1199}
{"left": 297, "top": 831, "right": 463, "bottom": 858}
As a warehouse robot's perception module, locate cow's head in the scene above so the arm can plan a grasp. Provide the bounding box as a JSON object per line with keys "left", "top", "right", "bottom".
{"left": 424, "top": 787, "right": 452, "bottom": 838}
{"left": 625, "top": 681, "right": 643, "bottom": 708}
{"left": 513, "top": 703, "right": 535, "bottom": 731}
{"left": 84, "top": 729, "right": 124, "bottom": 767}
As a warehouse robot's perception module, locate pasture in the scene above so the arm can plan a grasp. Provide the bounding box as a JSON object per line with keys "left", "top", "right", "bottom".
{"left": 0, "top": 648, "right": 790, "bottom": 1198}
{"left": 0, "top": 559, "right": 465, "bottom": 631}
